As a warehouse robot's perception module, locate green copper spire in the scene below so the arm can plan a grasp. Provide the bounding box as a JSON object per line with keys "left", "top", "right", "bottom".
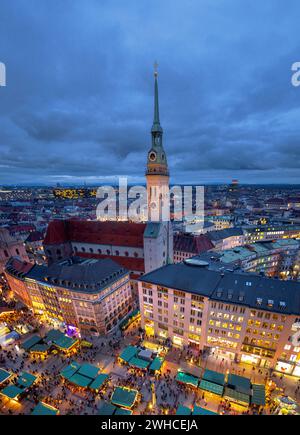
{"left": 152, "top": 62, "right": 163, "bottom": 134}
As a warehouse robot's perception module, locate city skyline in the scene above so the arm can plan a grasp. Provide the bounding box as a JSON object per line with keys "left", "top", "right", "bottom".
{"left": 1, "top": 1, "right": 300, "bottom": 185}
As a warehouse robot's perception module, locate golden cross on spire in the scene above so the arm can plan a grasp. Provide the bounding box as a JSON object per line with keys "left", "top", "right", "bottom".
{"left": 154, "top": 61, "right": 158, "bottom": 76}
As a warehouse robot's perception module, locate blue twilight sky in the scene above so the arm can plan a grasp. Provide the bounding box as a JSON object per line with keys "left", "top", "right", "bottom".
{"left": 0, "top": 0, "right": 300, "bottom": 185}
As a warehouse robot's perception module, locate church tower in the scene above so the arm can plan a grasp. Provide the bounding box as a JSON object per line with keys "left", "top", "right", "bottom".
{"left": 146, "top": 63, "right": 170, "bottom": 222}
{"left": 143, "top": 64, "right": 173, "bottom": 273}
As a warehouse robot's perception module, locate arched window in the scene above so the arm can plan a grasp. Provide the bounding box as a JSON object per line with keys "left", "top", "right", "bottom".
{"left": 115, "top": 250, "right": 119, "bottom": 256}
{"left": 125, "top": 251, "right": 129, "bottom": 257}
{"left": 89, "top": 248, "right": 93, "bottom": 253}
{"left": 4, "top": 250, "right": 9, "bottom": 258}
{"left": 106, "top": 249, "right": 110, "bottom": 255}
{"left": 82, "top": 247, "right": 85, "bottom": 252}
{"left": 98, "top": 249, "right": 102, "bottom": 254}
{"left": 134, "top": 252, "right": 138, "bottom": 258}
{"left": 16, "top": 248, "right": 20, "bottom": 255}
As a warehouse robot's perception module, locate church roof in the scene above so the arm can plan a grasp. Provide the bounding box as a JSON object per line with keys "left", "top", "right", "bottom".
{"left": 44, "top": 219, "right": 147, "bottom": 248}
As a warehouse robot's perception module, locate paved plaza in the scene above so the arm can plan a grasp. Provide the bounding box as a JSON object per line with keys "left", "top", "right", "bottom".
{"left": 0, "top": 313, "right": 300, "bottom": 415}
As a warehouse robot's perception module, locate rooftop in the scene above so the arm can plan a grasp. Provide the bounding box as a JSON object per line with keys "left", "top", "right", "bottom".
{"left": 139, "top": 257, "right": 300, "bottom": 315}
{"left": 6, "top": 257, "right": 129, "bottom": 294}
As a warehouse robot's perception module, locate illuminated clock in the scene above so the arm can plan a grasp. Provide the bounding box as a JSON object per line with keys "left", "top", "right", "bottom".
{"left": 149, "top": 151, "right": 156, "bottom": 161}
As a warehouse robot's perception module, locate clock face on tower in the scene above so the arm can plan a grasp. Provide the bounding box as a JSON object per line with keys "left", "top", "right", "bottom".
{"left": 149, "top": 151, "right": 156, "bottom": 162}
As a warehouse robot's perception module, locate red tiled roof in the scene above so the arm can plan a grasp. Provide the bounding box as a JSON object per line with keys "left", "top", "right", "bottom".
{"left": 44, "top": 219, "right": 147, "bottom": 248}
{"left": 174, "top": 233, "right": 214, "bottom": 254}
{"left": 78, "top": 252, "right": 145, "bottom": 272}
{"left": 7, "top": 258, "right": 34, "bottom": 274}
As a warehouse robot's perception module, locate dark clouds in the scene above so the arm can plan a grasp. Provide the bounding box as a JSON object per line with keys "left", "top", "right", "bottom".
{"left": 0, "top": 0, "right": 300, "bottom": 185}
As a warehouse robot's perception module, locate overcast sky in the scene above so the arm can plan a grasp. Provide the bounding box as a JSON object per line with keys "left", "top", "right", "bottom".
{"left": 0, "top": 0, "right": 300, "bottom": 185}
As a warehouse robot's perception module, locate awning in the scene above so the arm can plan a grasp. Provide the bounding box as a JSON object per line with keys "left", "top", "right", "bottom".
{"left": 111, "top": 386, "right": 138, "bottom": 409}
{"left": 199, "top": 379, "right": 224, "bottom": 396}
{"left": 89, "top": 373, "right": 109, "bottom": 391}
{"left": 68, "top": 373, "right": 92, "bottom": 388}
{"left": 202, "top": 369, "right": 225, "bottom": 386}
{"left": 119, "top": 345, "right": 138, "bottom": 363}
{"left": 227, "top": 374, "right": 251, "bottom": 395}
{"left": 32, "top": 401, "right": 59, "bottom": 415}
{"left": 251, "top": 384, "right": 266, "bottom": 406}
{"left": 60, "top": 361, "right": 81, "bottom": 380}
{"left": 176, "top": 404, "right": 192, "bottom": 415}
{"left": 77, "top": 363, "right": 99, "bottom": 379}
{"left": 17, "top": 372, "right": 37, "bottom": 389}
{"left": 192, "top": 406, "right": 219, "bottom": 415}
{"left": 98, "top": 402, "right": 117, "bottom": 415}
{"left": 54, "top": 335, "right": 78, "bottom": 351}
{"left": 30, "top": 343, "right": 51, "bottom": 353}
{"left": 0, "top": 368, "right": 12, "bottom": 385}
{"left": 224, "top": 387, "right": 250, "bottom": 405}
{"left": 0, "top": 385, "right": 23, "bottom": 400}
{"left": 129, "top": 357, "right": 150, "bottom": 370}
{"left": 21, "top": 335, "right": 42, "bottom": 351}
{"left": 115, "top": 407, "right": 133, "bottom": 415}
{"left": 176, "top": 371, "right": 199, "bottom": 387}
{"left": 149, "top": 357, "right": 164, "bottom": 372}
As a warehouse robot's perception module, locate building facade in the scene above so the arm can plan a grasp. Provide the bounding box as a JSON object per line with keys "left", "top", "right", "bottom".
{"left": 138, "top": 259, "right": 300, "bottom": 375}
{"left": 5, "top": 257, "right": 132, "bottom": 334}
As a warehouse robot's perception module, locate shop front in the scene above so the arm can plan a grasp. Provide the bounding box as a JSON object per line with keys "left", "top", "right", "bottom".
{"left": 275, "top": 361, "right": 294, "bottom": 375}
{"left": 173, "top": 335, "right": 184, "bottom": 347}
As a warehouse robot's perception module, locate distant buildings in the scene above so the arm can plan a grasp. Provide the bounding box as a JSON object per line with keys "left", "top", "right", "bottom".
{"left": 138, "top": 258, "right": 300, "bottom": 374}
{"left": 5, "top": 257, "right": 131, "bottom": 334}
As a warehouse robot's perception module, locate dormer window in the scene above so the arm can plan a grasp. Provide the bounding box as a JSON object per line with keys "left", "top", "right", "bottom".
{"left": 256, "top": 297, "right": 262, "bottom": 305}
{"left": 267, "top": 299, "right": 274, "bottom": 307}
{"left": 238, "top": 292, "right": 245, "bottom": 302}
{"left": 279, "top": 301, "right": 286, "bottom": 309}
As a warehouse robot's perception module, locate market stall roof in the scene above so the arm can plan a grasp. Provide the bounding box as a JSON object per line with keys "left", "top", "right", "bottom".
{"left": 149, "top": 357, "right": 164, "bottom": 372}
{"left": 199, "top": 379, "right": 224, "bottom": 396}
{"left": 45, "top": 329, "right": 65, "bottom": 342}
{"left": 129, "top": 357, "right": 150, "bottom": 370}
{"left": 17, "top": 372, "right": 37, "bottom": 389}
{"left": 30, "top": 343, "right": 51, "bottom": 353}
{"left": 115, "top": 407, "right": 133, "bottom": 415}
{"left": 251, "top": 384, "right": 266, "bottom": 406}
{"left": 111, "top": 386, "right": 138, "bottom": 409}
{"left": 31, "top": 401, "right": 59, "bottom": 415}
{"left": 192, "top": 406, "right": 219, "bottom": 415}
{"left": 0, "top": 385, "right": 23, "bottom": 400}
{"left": 224, "top": 387, "right": 250, "bottom": 405}
{"left": 60, "top": 362, "right": 81, "bottom": 380}
{"left": 68, "top": 372, "right": 92, "bottom": 388}
{"left": 98, "top": 402, "right": 117, "bottom": 415}
{"left": 227, "top": 374, "right": 251, "bottom": 395}
{"left": 176, "top": 371, "right": 199, "bottom": 387}
{"left": 21, "top": 335, "right": 42, "bottom": 351}
{"left": 0, "top": 368, "right": 12, "bottom": 385}
{"left": 54, "top": 335, "right": 78, "bottom": 351}
{"left": 119, "top": 345, "right": 138, "bottom": 363}
{"left": 78, "top": 363, "right": 99, "bottom": 379}
{"left": 89, "top": 373, "right": 109, "bottom": 391}
{"left": 176, "top": 404, "right": 192, "bottom": 415}
{"left": 202, "top": 369, "right": 225, "bottom": 386}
